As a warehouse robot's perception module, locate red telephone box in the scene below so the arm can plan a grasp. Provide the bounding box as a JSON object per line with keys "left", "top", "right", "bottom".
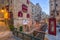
{"left": 48, "top": 18, "right": 56, "bottom": 36}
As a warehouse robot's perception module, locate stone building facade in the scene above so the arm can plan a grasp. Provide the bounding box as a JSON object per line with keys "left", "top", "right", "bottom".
{"left": 30, "top": 2, "right": 42, "bottom": 22}
{"left": 30, "top": 2, "right": 42, "bottom": 30}
{"left": 50, "top": 0, "right": 60, "bottom": 24}
{"left": 11, "top": 0, "right": 33, "bottom": 33}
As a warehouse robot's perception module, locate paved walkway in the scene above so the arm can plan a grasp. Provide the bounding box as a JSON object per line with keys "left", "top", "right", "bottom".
{"left": 6, "top": 36, "right": 22, "bottom": 40}
{"left": 45, "top": 28, "right": 60, "bottom": 40}
{"left": 0, "top": 31, "right": 22, "bottom": 40}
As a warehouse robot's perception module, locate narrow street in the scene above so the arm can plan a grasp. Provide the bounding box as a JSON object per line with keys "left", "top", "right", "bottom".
{"left": 0, "top": 0, "right": 60, "bottom": 40}
{"left": 0, "top": 31, "right": 22, "bottom": 40}
{"left": 45, "top": 28, "right": 60, "bottom": 40}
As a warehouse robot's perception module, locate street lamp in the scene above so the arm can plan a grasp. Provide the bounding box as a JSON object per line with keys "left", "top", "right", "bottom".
{"left": 1, "top": 9, "right": 9, "bottom": 19}
{"left": 1, "top": 10, "right": 4, "bottom": 12}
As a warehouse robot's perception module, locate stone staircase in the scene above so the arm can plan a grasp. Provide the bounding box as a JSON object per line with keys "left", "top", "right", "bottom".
{"left": 0, "top": 22, "right": 22, "bottom": 40}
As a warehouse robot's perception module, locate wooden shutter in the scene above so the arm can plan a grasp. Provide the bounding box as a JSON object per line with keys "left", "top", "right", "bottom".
{"left": 22, "top": 4, "right": 28, "bottom": 12}
{"left": 18, "top": 11, "right": 23, "bottom": 17}
{"left": 27, "top": 14, "right": 30, "bottom": 18}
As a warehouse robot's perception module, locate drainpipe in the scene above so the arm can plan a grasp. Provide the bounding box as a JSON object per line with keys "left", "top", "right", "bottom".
{"left": 54, "top": 0, "right": 56, "bottom": 17}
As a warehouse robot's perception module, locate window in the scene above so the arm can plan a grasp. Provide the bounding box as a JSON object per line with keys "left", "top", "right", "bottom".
{"left": 51, "top": 4, "right": 53, "bottom": 6}
{"left": 5, "top": 5, "right": 9, "bottom": 11}
{"left": 11, "top": 0, "right": 12, "bottom": 3}
{"left": 51, "top": 13, "right": 53, "bottom": 16}
{"left": 56, "top": 11, "right": 59, "bottom": 16}
{"left": 56, "top": 4, "right": 58, "bottom": 6}
{"left": 57, "top": 12, "right": 59, "bottom": 16}
{"left": 27, "top": 14, "right": 30, "bottom": 18}
{"left": 32, "top": 9, "right": 33, "bottom": 12}
{"left": 22, "top": 4, "right": 28, "bottom": 12}
{"left": 52, "top": 10, "right": 55, "bottom": 12}
{"left": 27, "top": 0, "right": 29, "bottom": 4}
{"left": 18, "top": 11, "right": 23, "bottom": 17}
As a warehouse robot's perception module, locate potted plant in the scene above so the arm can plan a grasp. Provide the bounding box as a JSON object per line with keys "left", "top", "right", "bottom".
{"left": 19, "top": 26, "right": 23, "bottom": 32}
{"left": 9, "top": 25, "right": 14, "bottom": 31}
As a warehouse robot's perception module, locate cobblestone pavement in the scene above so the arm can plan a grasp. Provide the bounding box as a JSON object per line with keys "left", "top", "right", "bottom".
{"left": 45, "top": 28, "right": 60, "bottom": 40}
{"left": 0, "top": 31, "right": 22, "bottom": 40}
{"left": 7, "top": 36, "right": 22, "bottom": 40}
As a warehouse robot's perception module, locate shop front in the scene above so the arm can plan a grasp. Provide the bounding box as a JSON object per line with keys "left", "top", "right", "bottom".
{"left": 0, "top": 9, "right": 10, "bottom": 31}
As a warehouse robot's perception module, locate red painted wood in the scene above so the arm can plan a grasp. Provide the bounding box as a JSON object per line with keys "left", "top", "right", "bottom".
{"left": 48, "top": 18, "right": 56, "bottom": 36}
{"left": 22, "top": 4, "right": 28, "bottom": 12}
{"left": 27, "top": 14, "right": 30, "bottom": 18}
{"left": 18, "top": 11, "right": 23, "bottom": 17}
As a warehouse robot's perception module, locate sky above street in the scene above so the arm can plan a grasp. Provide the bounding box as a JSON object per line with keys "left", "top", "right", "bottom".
{"left": 30, "top": 0, "right": 49, "bottom": 15}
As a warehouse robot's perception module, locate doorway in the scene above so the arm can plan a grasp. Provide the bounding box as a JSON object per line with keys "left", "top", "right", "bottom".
{"left": 0, "top": 9, "right": 10, "bottom": 32}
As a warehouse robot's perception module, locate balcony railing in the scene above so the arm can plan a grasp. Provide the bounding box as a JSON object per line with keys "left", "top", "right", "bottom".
{"left": 12, "top": 23, "right": 47, "bottom": 40}
{"left": 13, "top": 30, "right": 41, "bottom": 40}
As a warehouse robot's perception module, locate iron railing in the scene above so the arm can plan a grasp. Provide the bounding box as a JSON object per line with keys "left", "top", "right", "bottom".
{"left": 13, "top": 31, "right": 41, "bottom": 40}
{"left": 13, "top": 24, "right": 47, "bottom": 40}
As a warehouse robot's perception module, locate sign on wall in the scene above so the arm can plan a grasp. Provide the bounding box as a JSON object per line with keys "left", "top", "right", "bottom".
{"left": 23, "top": 19, "right": 29, "bottom": 25}
{"left": 48, "top": 18, "right": 56, "bottom": 36}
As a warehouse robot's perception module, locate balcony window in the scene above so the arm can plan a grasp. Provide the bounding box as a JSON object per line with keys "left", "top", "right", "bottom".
{"left": 22, "top": 4, "right": 28, "bottom": 12}
{"left": 18, "top": 11, "right": 23, "bottom": 17}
